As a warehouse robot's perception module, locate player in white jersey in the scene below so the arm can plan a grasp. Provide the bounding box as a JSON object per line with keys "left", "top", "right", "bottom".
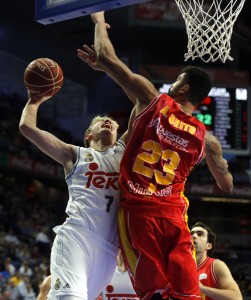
{"left": 19, "top": 91, "right": 126, "bottom": 300}
{"left": 36, "top": 251, "right": 140, "bottom": 300}
{"left": 100, "top": 250, "right": 140, "bottom": 300}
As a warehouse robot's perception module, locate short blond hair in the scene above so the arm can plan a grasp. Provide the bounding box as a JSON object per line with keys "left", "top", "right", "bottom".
{"left": 84, "top": 115, "right": 119, "bottom": 147}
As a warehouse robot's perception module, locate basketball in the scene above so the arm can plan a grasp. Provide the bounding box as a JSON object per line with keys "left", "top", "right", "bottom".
{"left": 24, "top": 58, "right": 64, "bottom": 98}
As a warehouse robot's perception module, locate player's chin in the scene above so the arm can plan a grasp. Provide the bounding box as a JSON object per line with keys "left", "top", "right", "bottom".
{"left": 102, "top": 130, "right": 116, "bottom": 140}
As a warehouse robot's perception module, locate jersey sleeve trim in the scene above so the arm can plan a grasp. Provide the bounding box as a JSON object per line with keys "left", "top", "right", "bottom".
{"left": 117, "top": 139, "right": 126, "bottom": 150}
{"left": 65, "top": 146, "right": 81, "bottom": 180}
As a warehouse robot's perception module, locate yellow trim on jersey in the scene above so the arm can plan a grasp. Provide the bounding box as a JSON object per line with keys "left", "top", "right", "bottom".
{"left": 118, "top": 208, "right": 138, "bottom": 275}
{"left": 180, "top": 191, "right": 189, "bottom": 223}
{"left": 180, "top": 191, "right": 197, "bottom": 260}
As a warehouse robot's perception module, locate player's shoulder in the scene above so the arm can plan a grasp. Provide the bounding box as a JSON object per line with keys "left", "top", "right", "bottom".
{"left": 112, "top": 140, "right": 126, "bottom": 154}
{"left": 205, "top": 131, "right": 221, "bottom": 149}
{"left": 204, "top": 257, "right": 217, "bottom": 264}
{"left": 205, "top": 130, "right": 219, "bottom": 142}
{"left": 213, "top": 258, "right": 227, "bottom": 267}
{"left": 159, "top": 93, "right": 173, "bottom": 104}
{"left": 213, "top": 258, "right": 231, "bottom": 275}
{"left": 116, "top": 139, "right": 126, "bottom": 148}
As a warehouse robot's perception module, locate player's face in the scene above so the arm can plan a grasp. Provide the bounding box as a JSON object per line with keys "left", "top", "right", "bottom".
{"left": 168, "top": 73, "right": 187, "bottom": 98}
{"left": 91, "top": 118, "right": 118, "bottom": 143}
{"left": 191, "top": 226, "right": 210, "bottom": 254}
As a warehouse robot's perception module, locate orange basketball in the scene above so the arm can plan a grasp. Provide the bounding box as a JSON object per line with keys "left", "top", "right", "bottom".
{"left": 24, "top": 58, "right": 64, "bottom": 98}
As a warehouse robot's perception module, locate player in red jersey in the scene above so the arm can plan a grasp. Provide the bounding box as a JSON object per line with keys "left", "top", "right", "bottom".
{"left": 77, "top": 11, "right": 233, "bottom": 300}
{"left": 191, "top": 222, "right": 242, "bottom": 300}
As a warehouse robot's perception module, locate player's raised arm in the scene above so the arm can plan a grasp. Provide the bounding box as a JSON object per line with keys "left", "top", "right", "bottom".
{"left": 20, "top": 58, "right": 77, "bottom": 173}
{"left": 204, "top": 131, "right": 233, "bottom": 192}
{"left": 19, "top": 94, "right": 77, "bottom": 175}
{"left": 78, "top": 11, "right": 159, "bottom": 116}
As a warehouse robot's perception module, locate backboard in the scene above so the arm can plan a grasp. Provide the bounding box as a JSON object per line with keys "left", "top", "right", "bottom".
{"left": 35, "top": 0, "right": 151, "bottom": 25}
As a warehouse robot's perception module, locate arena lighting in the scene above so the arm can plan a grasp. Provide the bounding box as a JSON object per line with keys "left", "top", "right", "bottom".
{"left": 35, "top": 0, "right": 151, "bottom": 24}
{"left": 201, "top": 197, "right": 251, "bottom": 204}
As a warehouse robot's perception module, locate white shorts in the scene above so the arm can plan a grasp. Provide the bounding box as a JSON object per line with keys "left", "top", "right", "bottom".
{"left": 47, "top": 222, "right": 118, "bottom": 300}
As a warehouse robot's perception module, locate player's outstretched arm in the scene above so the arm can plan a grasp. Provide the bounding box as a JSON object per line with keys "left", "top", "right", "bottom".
{"left": 19, "top": 94, "right": 77, "bottom": 173}
{"left": 204, "top": 131, "right": 233, "bottom": 192}
{"left": 78, "top": 11, "right": 159, "bottom": 116}
{"left": 199, "top": 260, "right": 242, "bottom": 300}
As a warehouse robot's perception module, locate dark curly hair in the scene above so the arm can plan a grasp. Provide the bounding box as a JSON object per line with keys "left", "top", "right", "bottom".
{"left": 191, "top": 221, "right": 216, "bottom": 257}
{"left": 180, "top": 66, "right": 213, "bottom": 106}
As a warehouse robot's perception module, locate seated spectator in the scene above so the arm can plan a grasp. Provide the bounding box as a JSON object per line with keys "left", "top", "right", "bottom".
{"left": 4, "top": 229, "right": 20, "bottom": 247}
{"left": 4, "top": 257, "right": 16, "bottom": 277}
{"left": 17, "top": 275, "right": 36, "bottom": 300}
{"left": 15, "top": 243, "right": 31, "bottom": 263}
{"left": 35, "top": 227, "right": 51, "bottom": 256}
{"left": 5, "top": 276, "right": 21, "bottom": 300}
{"left": 19, "top": 260, "right": 33, "bottom": 277}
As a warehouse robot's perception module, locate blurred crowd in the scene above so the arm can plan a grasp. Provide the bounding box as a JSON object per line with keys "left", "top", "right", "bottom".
{"left": 0, "top": 174, "right": 54, "bottom": 299}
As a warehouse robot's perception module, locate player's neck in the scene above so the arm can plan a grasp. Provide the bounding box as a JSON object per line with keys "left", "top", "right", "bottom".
{"left": 196, "top": 252, "right": 208, "bottom": 266}
{"left": 90, "top": 140, "right": 114, "bottom": 151}
{"left": 179, "top": 102, "right": 194, "bottom": 115}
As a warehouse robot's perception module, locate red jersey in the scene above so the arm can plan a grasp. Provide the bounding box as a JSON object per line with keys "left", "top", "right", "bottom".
{"left": 119, "top": 93, "right": 206, "bottom": 217}
{"left": 197, "top": 257, "right": 219, "bottom": 300}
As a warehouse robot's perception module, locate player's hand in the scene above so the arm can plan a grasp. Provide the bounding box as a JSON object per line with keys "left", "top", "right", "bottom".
{"left": 77, "top": 45, "right": 105, "bottom": 72}
{"left": 91, "top": 11, "right": 105, "bottom": 23}
{"left": 199, "top": 281, "right": 208, "bottom": 294}
{"left": 27, "top": 90, "right": 51, "bottom": 104}
{"left": 91, "top": 11, "right": 110, "bottom": 28}
{"left": 199, "top": 281, "right": 204, "bottom": 291}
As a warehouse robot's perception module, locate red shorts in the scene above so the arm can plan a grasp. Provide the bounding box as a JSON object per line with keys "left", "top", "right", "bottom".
{"left": 118, "top": 208, "right": 201, "bottom": 300}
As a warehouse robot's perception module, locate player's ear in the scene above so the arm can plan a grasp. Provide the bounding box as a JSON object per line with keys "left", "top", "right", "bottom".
{"left": 177, "top": 84, "right": 189, "bottom": 97}
{"left": 180, "top": 84, "right": 189, "bottom": 94}
{"left": 85, "top": 133, "right": 92, "bottom": 143}
{"left": 206, "top": 242, "right": 212, "bottom": 251}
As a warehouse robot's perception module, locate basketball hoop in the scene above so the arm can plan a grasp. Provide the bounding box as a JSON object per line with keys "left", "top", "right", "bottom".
{"left": 175, "top": 0, "right": 246, "bottom": 63}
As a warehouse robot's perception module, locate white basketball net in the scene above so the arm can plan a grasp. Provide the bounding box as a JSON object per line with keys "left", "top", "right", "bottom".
{"left": 175, "top": 0, "right": 246, "bottom": 63}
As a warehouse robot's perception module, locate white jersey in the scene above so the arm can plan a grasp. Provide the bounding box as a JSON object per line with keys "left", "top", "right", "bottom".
{"left": 64, "top": 140, "right": 125, "bottom": 250}
{"left": 101, "top": 267, "right": 140, "bottom": 300}
{"left": 48, "top": 141, "right": 126, "bottom": 300}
